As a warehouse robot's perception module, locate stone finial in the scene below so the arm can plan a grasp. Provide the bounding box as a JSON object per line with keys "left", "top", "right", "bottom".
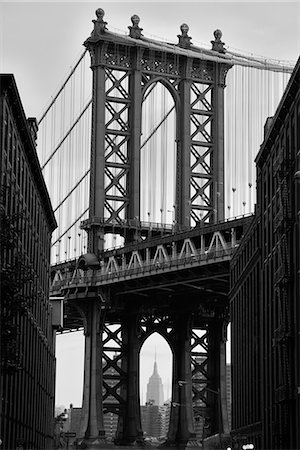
{"left": 177, "top": 23, "right": 192, "bottom": 49}
{"left": 211, "top": 29, "right": 226, "bottom": 53}
{"left": 128, "top": 14, "right": 143, "bottom": 39}
{"left": 91, "top": 8, "right": 107, "bottom": 37}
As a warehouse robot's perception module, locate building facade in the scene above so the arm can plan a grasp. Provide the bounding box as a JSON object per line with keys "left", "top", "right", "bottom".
{"left": 230, "top": 216, "right": 261, "bottom": 448}
{"left": 141, "top": 359, "right": 168, "bottom": 439}
{"left": 140, "top": 404, "right": 167, "bottom": 440}
{"left": 0, "top": 74, "right": 57, "bottom": 449}
{"left": 230, "top": 57, "right": 300, "bottom": 449}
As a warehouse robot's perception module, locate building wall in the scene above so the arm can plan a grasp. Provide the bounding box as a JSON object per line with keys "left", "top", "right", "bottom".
{"left": 141, "top": 404, "right": 166, "bottom": 439}
{"left": 256, "top": 62, "right": 300, "bottom": 449}
{"left": 0, "top": 75, "right": 57, "bottom": 449}
{"left": 230, "top": 216, "right": 262, "bottom": 448}
{"left": 230, "top": 57, "right": 300, "bottom": 450}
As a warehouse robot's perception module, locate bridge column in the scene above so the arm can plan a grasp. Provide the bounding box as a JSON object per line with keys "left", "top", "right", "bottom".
{"left": 177, "top": 58, "right": 191, "bottom": 229}
{"left": 212, "top": 63, "right": 232, "bottom": 223}
{"left": 77, "top": 298, "right": 106, "bottom": 448}
{"left": 127, "top": 50, "right": 142, "bottom": 223}
{"left": 87, "top": 43, "right": 106, "bottom": 254}
{"left": 167, "top": 313, "right": 196, "bottom": 447}
{"left": 116, "top": 314, "right": 143, "bottom": 445}
{"left": 206, "top": 318, "right": 229, "bottom": 437}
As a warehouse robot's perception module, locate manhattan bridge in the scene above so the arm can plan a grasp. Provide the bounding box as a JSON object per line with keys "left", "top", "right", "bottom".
{"left": 42, "top": 9, "right": 295, "bottom": 449}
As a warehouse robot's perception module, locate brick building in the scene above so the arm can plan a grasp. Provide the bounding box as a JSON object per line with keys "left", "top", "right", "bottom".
{"left": 230, "top": 57, "right": 300, "bottom": 449}
{"left": 0, "top": 74, "right": 57, "bottom": 449}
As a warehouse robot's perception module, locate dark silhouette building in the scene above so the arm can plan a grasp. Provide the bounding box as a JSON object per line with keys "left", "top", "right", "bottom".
{"left": 0, "top": 74, "right": 57, "bottom": 449}
{"left": 230, "top": 57, "right": 300, "bottom": 449}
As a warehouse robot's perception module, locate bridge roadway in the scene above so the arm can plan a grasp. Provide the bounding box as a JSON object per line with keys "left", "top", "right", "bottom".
{"left": 51, "top": 215, "right": 252, "bottom": 329}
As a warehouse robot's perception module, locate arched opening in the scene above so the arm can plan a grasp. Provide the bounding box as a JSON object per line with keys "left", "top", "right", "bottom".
{"left": 141, "top": 81, "right": 177, "bottom": 226}
{"left": 139, "top": 332, "right": 173, "bottom": 444}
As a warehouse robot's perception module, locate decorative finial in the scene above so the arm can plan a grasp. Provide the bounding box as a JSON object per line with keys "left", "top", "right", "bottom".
{"left": 96, "top": 8, "right": 105, "bottom": 20}
{"left": 211, "top": 29, "right": 226, "bottom": 53}
{"left": 177, "top": 23, "right": 192, "bottom": 49}
{"left": 91, "top": 8, "right": 107, "bottom": 37}
{"left": 128, "top": 14, "right": 143, "bottom": 39}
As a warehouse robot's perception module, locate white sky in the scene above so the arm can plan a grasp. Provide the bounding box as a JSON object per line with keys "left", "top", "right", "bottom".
{"left": 0, "top": 1, "right": 299, "bottom": 120}
{"left": 1, "top": 1, "right": 299, "bottom": 409}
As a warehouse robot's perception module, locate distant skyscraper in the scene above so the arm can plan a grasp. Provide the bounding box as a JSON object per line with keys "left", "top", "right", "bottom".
{"left": 146, "top": 358, "right": 164, "bottom": 406}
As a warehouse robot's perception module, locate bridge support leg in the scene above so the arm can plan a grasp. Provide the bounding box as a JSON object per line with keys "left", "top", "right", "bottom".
{"left": 207, "top": 319, "right": 229, "bottom": 436}
{"left": 219, "top": 321, "right": 230, "bottom": 436}
{"left": 166, "top": 313, "right": 196, "bottom": 448}
{"left": 116, "top": 314, "right": 143, "bottom": 445}
{"left": 202, "top": 319, "right": 229, "bottom": 449}
{"left": 78, "top": 298, "right": 106, "bottom": 448}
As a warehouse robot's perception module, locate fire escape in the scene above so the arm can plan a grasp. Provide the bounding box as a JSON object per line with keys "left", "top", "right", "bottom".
{"left": 273, "top": 147, "right": 293, "bottom": 446}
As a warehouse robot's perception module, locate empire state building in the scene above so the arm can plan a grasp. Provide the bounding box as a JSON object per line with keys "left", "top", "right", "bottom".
{"left": 146, "top": 359, "right": 164, "bottom": 406}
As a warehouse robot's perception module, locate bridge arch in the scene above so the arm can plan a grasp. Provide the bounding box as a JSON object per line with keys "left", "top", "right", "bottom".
{"left": 139, "top": 326, "right": 174, "bottom": 351}
{"left": 139, "top": 331, "right": 172, "bottom": 439}
{"left": 142, "top": 76, "right": 180, "bottom": 112}
{"left": 140, "top": 80, "right": 177, "bottom": 224}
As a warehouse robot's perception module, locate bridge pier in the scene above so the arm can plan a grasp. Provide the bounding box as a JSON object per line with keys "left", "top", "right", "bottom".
{"left": 165, "top": 314, "right": 196, "bottom": 448}
{"left": 77, "top": 298, "right": 107, "bottom": 448}
{"left": 115, "top": 314, "right": 143, "bottom": 445}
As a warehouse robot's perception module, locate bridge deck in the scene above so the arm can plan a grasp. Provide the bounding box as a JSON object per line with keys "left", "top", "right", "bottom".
{"left": 51, "top": 216, "right": 252, "bottom": 330}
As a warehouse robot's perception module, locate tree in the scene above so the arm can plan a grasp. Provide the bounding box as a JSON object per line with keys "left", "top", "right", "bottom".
{"left": 0, "top": 189, "right": 37, "bottom": 373}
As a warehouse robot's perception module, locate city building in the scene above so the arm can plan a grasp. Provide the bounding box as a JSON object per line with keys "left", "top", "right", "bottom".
{"left": 230, "top": 56, "right": 300, "bottom": 449}
{"left": 56, "top": 404, "right": 82, "bottom": 448}
{"left": 160, "top": 401, "right": 171, "bottom": 439}
{"left": 0, "top": 74, "right": 57, "bottom": 449}
{"left": 141, "top": 403, "right": 161, "bottom": 439}
{"left": 140, "top": 403, "right": 168, "bottom": 440}
{"left": 146, "top": 359, "right": 164, "bottom": 406}
{"left": 141, "top": 359, "right": 168, "bottom": 439}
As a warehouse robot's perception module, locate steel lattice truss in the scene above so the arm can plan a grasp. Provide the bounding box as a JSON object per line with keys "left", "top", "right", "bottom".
{"left": 104, "top": 69, "right": 130, "bottom": 223}
{"left": 102, "top": 324, "right": 126, "bottom": 415}
{"left": 190, "top": 83, "right": 214, "bottom": 223}
{"left": 88, "top": 38, "right": 229, "bottom": 230}
{"left": 101, "top": 317, "right": 217, "bottom": 440}
{"left": 191, "top": 328, "right": 214, "bottom": 437}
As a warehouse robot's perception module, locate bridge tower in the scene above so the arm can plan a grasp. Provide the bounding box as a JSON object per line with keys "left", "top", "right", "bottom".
{"left": 66, "top": 10, "right": 233, "bottom": 449}
{"left": 82, "top": 10, "right": 232, "bottom": 254}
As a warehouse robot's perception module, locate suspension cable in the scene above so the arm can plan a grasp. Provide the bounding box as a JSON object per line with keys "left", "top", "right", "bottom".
{"left": 38, "top": 49, "right": 88, "bottom": 124}
{"left": 141, "top": 105, "right": 175, "bottom": 149}
{"left": 41, "top": 99, "right": 92, "bottom": 170}
{"left": 51, "top": 208, "right": 89, "bottom": 247}
{"left": 54, "top": 170, "right": 90, "bottom": 213}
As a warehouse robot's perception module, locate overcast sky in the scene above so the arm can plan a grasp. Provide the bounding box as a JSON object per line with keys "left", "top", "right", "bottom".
{"left": 1, "top": 1, "right": 299, "bottom": 121}
{"left": 1, "top": 1, "right": 299, "bottom": 409}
